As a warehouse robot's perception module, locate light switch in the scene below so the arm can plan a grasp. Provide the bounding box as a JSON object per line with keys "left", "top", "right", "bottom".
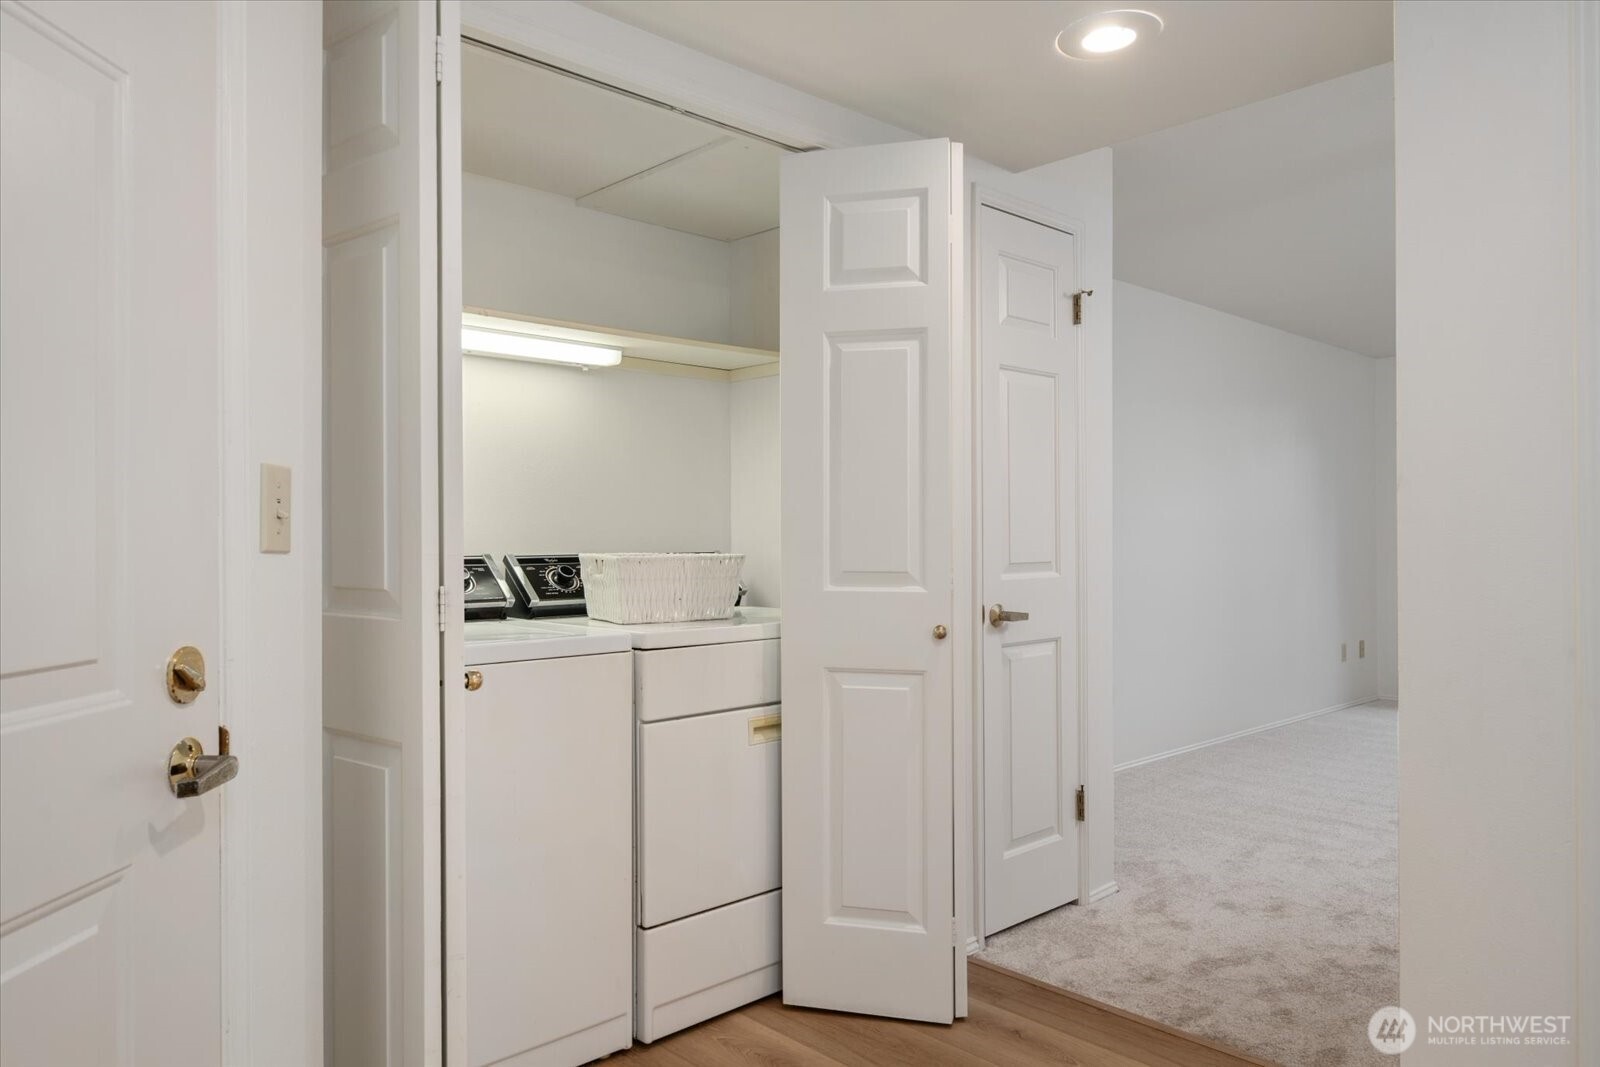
{"left": 260, "top": 463, "right": 291, "bottom": 553}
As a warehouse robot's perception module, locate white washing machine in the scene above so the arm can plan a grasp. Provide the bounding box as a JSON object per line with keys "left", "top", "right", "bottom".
{"left": 461, "top": 618, "right": 635, "bottom": 1067}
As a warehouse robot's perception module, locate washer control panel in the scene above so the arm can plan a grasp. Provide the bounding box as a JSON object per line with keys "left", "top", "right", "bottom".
{"left": 464, "top": 554, "right": 513, "bottom": 621}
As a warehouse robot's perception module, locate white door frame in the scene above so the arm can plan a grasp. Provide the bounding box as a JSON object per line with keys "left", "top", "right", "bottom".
{"left": 452, "top": 0, "right": 1112, "bottom": 976}
{"left": 459, "top": 0, "right": 917, "bottom": 152}
{"left": 967, "top": 185, "right": 1095, "bottom": 947}
{"left": 216, "top": 3, "right": 323, "bottom": 1063}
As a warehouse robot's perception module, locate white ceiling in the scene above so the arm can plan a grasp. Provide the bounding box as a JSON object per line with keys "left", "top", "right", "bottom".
{"left": 461, "top": 42, "right": 780, "bottom": 241}
{"left": 1114, "top": 64, "right": 1395, "bottom": 357}
{"left": 580, "top": 0, "right": 1393, "bottom": 170}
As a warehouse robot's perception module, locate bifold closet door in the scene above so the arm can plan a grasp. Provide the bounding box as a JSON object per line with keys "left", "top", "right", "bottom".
{"left": 779, "top": 137, "right": 966, "bottom": 1024}
{"left": 321, "top": 1, "right": 444, "bottom": 1063}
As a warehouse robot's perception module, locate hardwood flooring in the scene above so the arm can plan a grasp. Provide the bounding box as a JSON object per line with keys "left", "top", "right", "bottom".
{"left": 604, "top": 960, "right": 1275, "bottom": 1066}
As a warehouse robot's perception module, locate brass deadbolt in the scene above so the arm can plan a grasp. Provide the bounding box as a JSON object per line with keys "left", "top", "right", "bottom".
{"left": 166, "top": 646, "right": 207, "bottom": 704}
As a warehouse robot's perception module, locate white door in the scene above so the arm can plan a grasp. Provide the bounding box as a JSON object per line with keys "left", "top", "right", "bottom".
{"left": 780, "top": 138, "right": 965, "bottom": 1023}
{"left": 0, "top": 1, "right": 226, "bottom": 1062}
{"left": 978, "top": 204, "right": 1081, "bottom": 936}
{"left": 321, "top": 0, "right": 444, "bottom": 1063}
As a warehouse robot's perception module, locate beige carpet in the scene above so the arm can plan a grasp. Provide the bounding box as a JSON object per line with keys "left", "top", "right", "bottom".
{"left": 978, "top": 702, "right": 1399, "bottom": 1067}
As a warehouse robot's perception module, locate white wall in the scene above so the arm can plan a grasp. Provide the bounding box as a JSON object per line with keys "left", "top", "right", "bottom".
{"left": 221, "top": 2, "right": 322, "bottom": 1061}
{"left": 1395, "top": 3, "right": 1595, "bottom": 1062}
{"left": 463, "top": 172, "right": 736, "bottom": 343}
{"left": 728, "top": 229, "right": 779, "bottom": 351}
{"left": 462, "top": 357, "right": 731, "bottom": 554}
{"left": 1373, "top": 357, "right": 1397, "bottom": 699}
{"left": 1114, "top": 282, "right": 1387, "bottom": 768}
{"left": 1113, "top": 64, "right": 1395, "bottom": 359}
{"left": 461, "top": 170, "right": 783, "bottom": 585}
{"left": 730, "top": 374, "right": 780, "bottom": 606}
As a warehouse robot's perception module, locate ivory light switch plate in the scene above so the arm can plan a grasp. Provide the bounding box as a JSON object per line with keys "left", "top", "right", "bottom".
{"left": 260, "top": 463, "right": 291, "bottom": 553}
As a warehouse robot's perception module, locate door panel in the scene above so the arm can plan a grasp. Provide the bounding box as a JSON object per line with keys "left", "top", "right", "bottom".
{"left": 0, "top": 1, "right": 221, "bottom": 1061}
{"left": 321, "top": 0, "right": 440, "bottom": 1063}
{"left": 781, "top": 138, "right": 961, "bottom": 1023}
{"left": 827, "top": 333, "right": 926, "bottom": 585}
{"left": 979, "top": 205, "right": 1081, "bottom": 936}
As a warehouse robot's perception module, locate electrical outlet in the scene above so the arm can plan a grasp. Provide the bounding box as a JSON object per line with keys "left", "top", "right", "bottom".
{"left": 260, "top": 463, "right": 291, "bottom": 553}
{"left": 1341, "top": 643, "right": 1348, "bottom": 662}
{"left": 1359, "top": 639, "right": 1366, "bottom": 659}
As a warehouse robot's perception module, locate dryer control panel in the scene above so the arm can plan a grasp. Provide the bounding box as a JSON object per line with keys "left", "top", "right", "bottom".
{"left": 504, "top": 554, "right": 587, "bottom": 618}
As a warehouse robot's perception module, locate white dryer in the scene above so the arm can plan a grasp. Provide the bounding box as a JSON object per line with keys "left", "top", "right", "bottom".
{"left": 544, "top": 608, "right": 783, "bottom": 1042}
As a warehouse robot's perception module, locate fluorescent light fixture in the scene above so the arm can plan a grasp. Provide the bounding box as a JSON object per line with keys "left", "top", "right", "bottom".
{"left": 461, "top": 324, "right": 622, "bottom": 367}
{"left": 1056, "top": 9, "right": 1163, "bottom": 60}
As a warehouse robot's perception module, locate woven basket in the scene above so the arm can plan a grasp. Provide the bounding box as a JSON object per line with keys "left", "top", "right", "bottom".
{"left": 579, "top": 552, "right": 745, "bottom": 624}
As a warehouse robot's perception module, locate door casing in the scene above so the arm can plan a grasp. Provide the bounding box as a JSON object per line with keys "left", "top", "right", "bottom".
{"left": 451, "top": 0, "right": 1113, "bottom": 980}
{"left": 216, "top": 5, "right": 325, "bottom": 1063}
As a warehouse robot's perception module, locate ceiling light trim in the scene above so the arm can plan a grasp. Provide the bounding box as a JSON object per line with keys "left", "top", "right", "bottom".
{"left": 1055, "top": 9, "right": 1164, "bottom": 61}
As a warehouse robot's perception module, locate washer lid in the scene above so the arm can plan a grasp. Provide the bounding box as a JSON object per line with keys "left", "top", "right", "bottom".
{"left": 463, "top": 619, "right": 631, "bottom": 665}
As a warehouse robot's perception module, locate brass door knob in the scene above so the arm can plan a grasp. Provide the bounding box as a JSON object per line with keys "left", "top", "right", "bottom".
{"left": 933, "top": 624, "right": 948, "bottom": 640}
{"left": 464, "top": 670, "right": 483, "bottom": 691}
{"left": 166, "top": 646, "right": 207, "bottom": 704}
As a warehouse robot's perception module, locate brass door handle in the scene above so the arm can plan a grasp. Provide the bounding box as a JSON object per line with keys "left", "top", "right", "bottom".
{"left": 988, "top": 604, "right": 1030, "bottom": 628}
{"left": 465, "top": 670, "right": 483, "bottom": 691}
{"left": 167, "top": 736, "right": 238, "bottom": 798}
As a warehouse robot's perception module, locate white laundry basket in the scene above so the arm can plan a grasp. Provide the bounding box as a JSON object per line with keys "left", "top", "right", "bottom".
{"left": 579, "top": 552, "right": 745, "bottom": 623}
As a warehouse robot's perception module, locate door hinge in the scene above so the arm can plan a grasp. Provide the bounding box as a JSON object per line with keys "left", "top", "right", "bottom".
{"left": 952, "top": 916, "right": 960, "bottom": 947}
{"left": 434, "top": 35, "right": 445, "bottom": 84}
{"left": 437, "top": 584, "right": 448, "bottom": 632}
{"left": 1076, "top": 785, "right": 1086, "bottom": 822}
{"left": 1072, "top": 289, "right": 1094, "bottom": 326}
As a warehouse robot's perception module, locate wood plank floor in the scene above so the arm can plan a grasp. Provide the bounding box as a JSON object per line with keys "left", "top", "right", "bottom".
{"left": 604, "top": 960, "right": 1275, "bottom": 1066}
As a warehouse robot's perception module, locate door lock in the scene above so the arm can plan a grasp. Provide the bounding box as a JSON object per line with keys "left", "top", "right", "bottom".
{"left": 166, "top": 645, "right": 207, "bottom": 704}
{"left": 988, "top": 604, "right": 1030, "bottom": 628}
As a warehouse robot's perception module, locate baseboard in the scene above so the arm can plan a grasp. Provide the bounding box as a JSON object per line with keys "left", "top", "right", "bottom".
{"left": 1113, "top": 697, "right": 1379, "bottom": 773}
{"left": 1088, "top": 880, "right": 1118, "bottom": 904}
{"left": 965, "top": 935, "right": 982, "bottom": 956}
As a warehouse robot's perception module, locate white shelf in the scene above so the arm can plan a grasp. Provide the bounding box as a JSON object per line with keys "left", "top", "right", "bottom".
{"left": 464, "top": 307, "right": 778, "bottom": 373}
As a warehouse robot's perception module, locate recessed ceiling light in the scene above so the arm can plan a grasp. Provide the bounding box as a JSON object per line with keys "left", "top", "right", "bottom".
{"left": 1056, "top": 9, "right": 1163, "bottom": 61}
